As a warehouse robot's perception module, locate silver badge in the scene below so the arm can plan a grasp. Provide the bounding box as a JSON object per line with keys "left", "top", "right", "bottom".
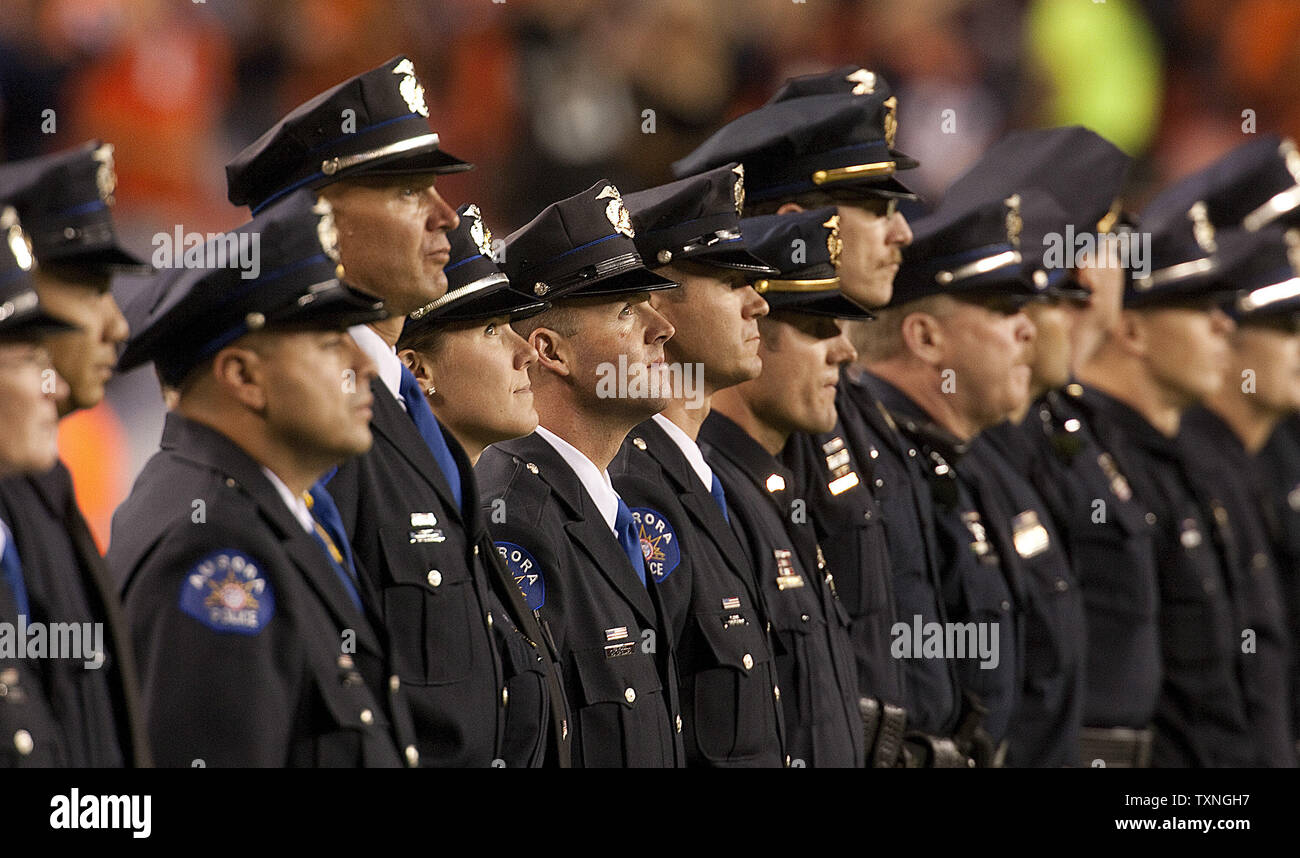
{"left": 311, "top": 197, "right": 342, "bottom": 263}
{"left": 1004, "top": 194, "right": 1022, "bottom": 249}
{"left": 596, "top": 184, "right": 635, "bottom": 238}
{"left": 392, "top": 58, "right": 430, "bottom": 118}
{"left": 464, "top": 204, "right": 494, "bottom": 258}
{"left": 91, "top": 143, "right": 117, "bottom": 205}
{"left": 732, "top": 164, "right": 745, "bottom": 215}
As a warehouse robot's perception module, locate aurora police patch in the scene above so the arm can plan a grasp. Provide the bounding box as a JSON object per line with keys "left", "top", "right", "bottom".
{"left": 496, "top": 541, "right": 545, "bottom": 610}
{"left": 179, "top": 550, "right": 274, "bottom": 634}
{"left": 630, "top": 507, "right": 681, "bottom": 582}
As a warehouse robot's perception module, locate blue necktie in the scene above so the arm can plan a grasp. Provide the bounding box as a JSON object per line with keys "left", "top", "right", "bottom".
{"left": 398, "top": 364, "right": 464, "bottom": 510}
{"left": 614, "top": 498, "right": 647, "bottom": 588}
{"left": 709, "top": 473, "right": 731, "bottom": 523}
{"left": 304, "top": 483, "right": 363, "bottom": 612}
{"left": 0, "top": 518, "right": 30, "bottom": 619}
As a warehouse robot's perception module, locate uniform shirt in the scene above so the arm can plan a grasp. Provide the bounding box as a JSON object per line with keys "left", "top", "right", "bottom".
{"left": 1081, "top": 387, "right": 1257, "bottom": 766}
{"left": 1181, "top": 406, "right": 1296, "bottom": 766}
{"left": 329, "top": 326, "right": 565, "bottom": 767}
{"left": 700, "top": 411, "right": 863, "bottom": 767}
{"left": 1017, "top": 388, "right": 1161, "bottom": 733}
{"left": 783, "top": 374, "right": 904, "bottom": 715}
{"left": 1257, "top": 415, "right": 1300, "bottom": 740}
{"left": 965, "top": 423, "right": 1086, "bottom": 767}
{"left": 108, "top": 413, "right": 413, "bottom": 767}
{"left": 479, "top": 431, "right": 684, "bottom": 768}
{"left": 0, "top": 463, "right": 148, "bottom": 767}
{"left": 611, "top": 417, "right": 786, "bottom": 767}
{"left": 534, "top": 425, "right": 620, "bottom": 533}
{"left": 838, "top": 368, "right": 961, "bottom": 736}
{"left": 869, "top": 376, "right": 1023, "bottom": 746}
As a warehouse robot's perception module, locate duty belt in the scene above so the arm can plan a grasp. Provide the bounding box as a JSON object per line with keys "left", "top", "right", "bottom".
{"left": 1079, "top": 726, "right": 1153, "bottom": 768}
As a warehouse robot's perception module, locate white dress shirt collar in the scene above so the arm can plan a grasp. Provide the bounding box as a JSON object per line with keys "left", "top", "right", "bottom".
{"left": 652, "top": 413, "right": 714, "bottom": 492}
{"left": 349, "top": 323, "right": 405, "bottom": 407}
{"left": 260, "top": 467, "right": 316, "bottom": 535}
{"left": 534, "top": 425, "right": 622, "bottom": 535}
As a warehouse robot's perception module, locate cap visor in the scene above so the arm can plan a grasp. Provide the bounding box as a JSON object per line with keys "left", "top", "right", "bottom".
{"left": 347, "top": 146, "right": 474, "bottom": 179}
{"left": 560, "top": 266, "right": 680, "bottom": 298}
{"left": 268, "top": 282, "right": 388, "bottom": 330}
{"left": 420, "top": 284, "right": 549, "bottom": 323}
{"left": 677, "top": 245, "right": 781, "bottom": 275}
{"left": 765, "top": 290, "right": 874, "bottom": 320}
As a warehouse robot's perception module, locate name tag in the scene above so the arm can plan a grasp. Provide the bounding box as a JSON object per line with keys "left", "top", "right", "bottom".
{"left": 1012, "top": 510, "right": 1050, "bottom": 559}
{"left": 409, "top": 528, "right": 445, "bottom": 544}
{"left": 604, "top": 642, "right": 636, "bottom": 658}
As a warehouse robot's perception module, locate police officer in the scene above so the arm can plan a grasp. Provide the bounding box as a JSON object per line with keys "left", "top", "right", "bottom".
{"left": 1075, "top": 180, "right": 1256, "bottom": 766}
{"left": 226, "top": 56, "right": 556, "bottom": 767}
{"left": 476, "top": 181, "right": 685, "bottom": 767}
{"left": 609, "top": 164, "right": 787, "bottom": 767}
{"left": 674, "top": 66, "right": 922, "bottom": 762}
{"left": 700, "top": 208, "right": 869, "bottom": 767}
{"left": 108, "top": 191, "right": 417, "bottom": 767}
{"left": 1182, "top": 227, "right": 1299, "bottom": 766}
{"left": 0, "top": 141, "right": 150, "bottom": 767}
{"left": 394, "top": 202, "right": 569, "bottom": 767}
{"left": 945, "top": 126, "right": 1161, "bottom": 768}
{"left": 0, "top": 207, "right": 79, "bottom": 767}
{"left": 855, "top": 194, "right": 1050, "bottom": 765}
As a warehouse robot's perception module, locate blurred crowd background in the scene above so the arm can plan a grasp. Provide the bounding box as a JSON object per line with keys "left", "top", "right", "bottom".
{"left": 2, "top": 0, "right": 1298, "bottom": 546}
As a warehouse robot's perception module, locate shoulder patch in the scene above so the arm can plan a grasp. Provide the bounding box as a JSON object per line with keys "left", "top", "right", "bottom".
{"left": 179, "top": 550, "right": 275, "bottom": 635}
{"left": 496, "top": 541, "right": 545, "bottom": 610}
{"left": 629, "top": 507, "right": 682, "bottom": 583}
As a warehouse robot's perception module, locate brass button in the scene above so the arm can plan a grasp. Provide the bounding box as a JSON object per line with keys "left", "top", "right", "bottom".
{"left": 624, "top": 687, "right": 636, "bottom": 704}
{"left": 427, "top": 569, "right": 442, "bottom": 587}
{"left": 486, "top": 611, "right": 494, "bottom": 628}
{"left": 0, "top": 668, "right": 16, "bottom": 685}
{"left": 14, "top": 729, "right": 33, "bottom": 756}
{"left": 389, "top": 675, "right": 401, "bottom": 693}
{"left": 1054, "top": 579, "right": 1067, "bottom": 592}
{"left": 633, "top": 437, "right": 647, "bottom": 450}
{"left": 526, "top": 462, "right": 539, "bottom": 474}
{"left": 405, "top": 745, "right": 420, "bottom": 767}
{"left": 474, "top": 545, "right": 480, "bottom": 556}
{"left": 742, "top": 653, "right": 754, "bottom": 670}
{"left": 338, "top": 655, "right": 354, "bottom": 670}
{"left": 360, "top": 708, "right": 374, "bottom": 725}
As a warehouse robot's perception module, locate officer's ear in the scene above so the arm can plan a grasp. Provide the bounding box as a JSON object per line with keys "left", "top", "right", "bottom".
{"left": 899, "top": 309, "right": 945, "bottom": 366}
{"left": 529, "top": 326, "right": 572, "bottom": 378}
{"left": 212, "top": 344, "right": 270, "bottom": 412}
{"left": 399, "top": 348, "right": 437, "bottom": 394}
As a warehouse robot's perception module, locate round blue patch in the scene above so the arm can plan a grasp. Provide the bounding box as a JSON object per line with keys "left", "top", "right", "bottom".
{"left": 629, "top": 507, "right": 681, "bottom": 583}
{"left": 178, "top": 550, "right": 275, "bottom": 635}
{"left": 496, "top": 541, "right": 545, "bottom": 610}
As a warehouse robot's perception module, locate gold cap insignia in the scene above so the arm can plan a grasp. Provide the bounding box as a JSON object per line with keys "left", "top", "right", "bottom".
{"left": 311, "top": 196, "right": 343, "bottom": 271}
{"left": 92, "top": 143, "right": 117, "bottom": 206}
{"left": 1, "top": 207, "right": 34, "bottom": 271}
{"left": 823, "top": 214, "right": 842, "bottom": 268}
{"left": 464, "top": 204, "right": 494, "bottom": 258}
{"left": 846, "top": 68, "right": 876, "bottom": 96}
{"left": 882, "top": 96, "right": 898, "bottom": 149}
{"left": 1188, "top": 201, "right": 1216, "bottom": 253}
{"left": 1004, "top": 194, "right": 1022, "bottom": 249}
{"left": 596, "top": 184, "right": 635, "bottom": 238}
{"left": 392, "top": 58, "right": 430, "bottom": 118}
{"left": 732, "top": 164, "right": 745, "bottom": 215}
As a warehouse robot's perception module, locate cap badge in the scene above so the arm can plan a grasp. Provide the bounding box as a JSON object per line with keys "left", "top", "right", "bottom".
{"left": 1188, "top": 201, "right": 1216, "bottom": 253}
{"left": 596, "top": 184, "right": 635, "bottom": 238}
{"left": 846, "top": 69, "right": 876, "bottom": 96}
{"left": 823, "top": 214, "right": 842, "bottom": 268}
{"left": 392, "top": 58, "right": 430, "bottom": 118}
{"left": 465, "top": 204, "right": 494, "bottom": 258}
{"left": 1, "top": 207, "right": 34, "bottom": 271}
{"left": 732, "top": 164, "right": 745, "bottom": 215}
{"left": 312, "top": 197, "right": 342, "bottom": 264}
{"left": 1004, "top": 194, "right": 1022, "bottom": 249}
{"left": 882, "top": 96, "right": 899, "bottom": 149}
{"left": 92, "top": 143, "right": 117, "bottom": 206}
